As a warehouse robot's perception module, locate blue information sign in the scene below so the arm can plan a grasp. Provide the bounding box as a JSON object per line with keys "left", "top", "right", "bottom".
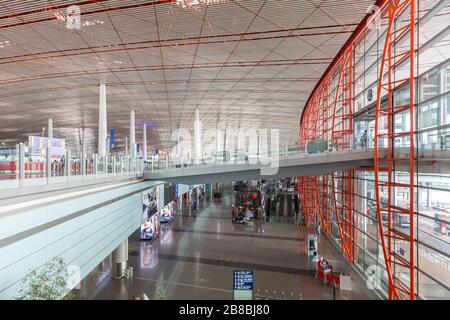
{"left": 233, "top": 270, "right": 254, "bottom": 291}
{"left": 110, "top": 128, "right": 115, "bottom": 148}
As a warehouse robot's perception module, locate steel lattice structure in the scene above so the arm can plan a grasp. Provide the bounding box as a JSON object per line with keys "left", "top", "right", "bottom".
{"left": 298, "top": 0, "right": 418, "bottom": 299}
{"left": 373, "top": 0, "right": 416, "bottom": 300}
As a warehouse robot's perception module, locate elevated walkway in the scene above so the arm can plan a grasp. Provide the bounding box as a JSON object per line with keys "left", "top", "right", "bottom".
{"left": 0, "top": 178, "right": 163, "bottom": 299}
{"left": 144, "top": 148, "right": 386, "bottom": 184}
{"left": 0, "top": 173, "right": 143, "bottom": 203}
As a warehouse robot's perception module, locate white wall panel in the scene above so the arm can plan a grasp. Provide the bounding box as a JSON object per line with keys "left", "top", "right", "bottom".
{"left": 0, "top": 180, "right": 162, "bottom": 299}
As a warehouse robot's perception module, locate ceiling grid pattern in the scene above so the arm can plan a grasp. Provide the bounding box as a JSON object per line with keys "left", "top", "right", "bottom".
{"left": 0, "top": 0, "right": 375, "bottom": 153}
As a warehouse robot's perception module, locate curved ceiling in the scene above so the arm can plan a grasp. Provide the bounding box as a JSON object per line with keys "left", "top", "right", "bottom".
{"left": 0, "top": 0, "right": 375, "bottom": 154}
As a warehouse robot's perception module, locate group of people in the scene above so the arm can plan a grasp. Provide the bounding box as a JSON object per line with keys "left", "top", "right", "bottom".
{"left": 236, "top": 205, "right": 256, "bottom": 218}
{"left": 50, "top": 157, "right": 65, "bottom": 176}
{"left": 191, "top": 188, "right": 207, "bottom": 212}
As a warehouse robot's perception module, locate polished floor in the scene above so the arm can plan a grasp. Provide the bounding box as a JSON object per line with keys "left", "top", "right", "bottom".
{"left": 74, "top": 191, "right": 377, "bottom": 300}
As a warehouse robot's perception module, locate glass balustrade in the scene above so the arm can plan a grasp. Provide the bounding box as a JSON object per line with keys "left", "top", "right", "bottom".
{"left": 0, "top": 143, "right": 144, "bottom": 185}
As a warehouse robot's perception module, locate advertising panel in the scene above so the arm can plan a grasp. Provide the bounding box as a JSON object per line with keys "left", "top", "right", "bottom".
{"left": 141, "top": 187, "right": 160, "bottom": 240}
{"left": 160, "top": 201, "right": 176, "bottom": 223}
{"left": 28, "top": 136, "right": 66, "bottom": 157}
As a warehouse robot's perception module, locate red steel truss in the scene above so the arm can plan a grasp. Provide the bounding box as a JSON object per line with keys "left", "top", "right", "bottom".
{"left": 317, "top": 175, "right": 332, "bottom": 235}
{"left": 298, "top": 45, "right": 355, "bottom": 262}
{"left": 298, "top": 79, "right": 330, "bottom": 226}
{"left": 299, "top": 0, "right": 418, "bottom": 300}
{"left": 329, "top": 45, "right": 355, "bottom": 262}
{"left": 331, "top": 46, "right": 353, "bottom": 151}
{"left": 331, "top": 171, "right": 354, "bottom": 261}
{"left": 373, "top": 0, "right": 416, "bottom": 300}
{"left": 298, "top": 176, "right": 318, "bottom": 224}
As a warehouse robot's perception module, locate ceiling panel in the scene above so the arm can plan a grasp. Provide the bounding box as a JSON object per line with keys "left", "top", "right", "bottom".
{"left": 0, "top": 0, "right": 376, "bottom": 152}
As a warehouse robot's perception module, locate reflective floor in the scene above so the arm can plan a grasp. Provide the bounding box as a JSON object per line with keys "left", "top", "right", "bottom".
{"left": 74, "top": 192, "right": 378, "bottom": 300}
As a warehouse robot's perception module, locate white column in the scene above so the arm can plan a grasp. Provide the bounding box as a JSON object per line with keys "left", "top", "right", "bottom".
{"left": 216, "top": 124, "right": 222, "bottom": 153}
{"left": 19, "top": 143, "right": 25, "bottom": 181}
{"left": 98, "top": 84, "right": 107, "bottom": 156}
{"left": 111, "top": 239, "right": 128, "bottom": 278}
{"left": 142, "top": 124, "right": 147, "bottom": 160}
{"left": 93, "top": 154, "right": 98, "bottom": 175}
{"left": 48, "top": 119, "right": 53, "bottom": 167}
{"left": 106, "top": 137, "right": 110, "bottom": 154}
{"left": 46, "top": 146, "right": 51, "bottom": 178}
{"left": 130, "top": 110, "right": 136, "bottom": 158}
{"left": 125, "top": 135, "right": 129, "bottom": 157}
{"left": 48, "top": 119, "right": 53, "bottom": 141}
{"left": 81, "top": 128, "right": 86, "bottom": 176}
{"left": 65, "top": 149, "right": 71, "bottom": 177}
{"left": 194, "top": 108, "right": 202, "bottom": 165}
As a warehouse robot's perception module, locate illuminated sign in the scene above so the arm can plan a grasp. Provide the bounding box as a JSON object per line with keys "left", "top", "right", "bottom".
{"left": 28, "top": 136, "right": 65, "bottom": 157}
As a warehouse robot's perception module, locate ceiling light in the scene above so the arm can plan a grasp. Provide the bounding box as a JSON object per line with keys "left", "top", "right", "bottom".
{"left": 176, "top": 0, "right": 228, "bottom": 8}
{"left": 0, "top": 40, "right": 16, "bottom": 47}
{"left": 82, "top": 19, "right": 104, "bottom": 27}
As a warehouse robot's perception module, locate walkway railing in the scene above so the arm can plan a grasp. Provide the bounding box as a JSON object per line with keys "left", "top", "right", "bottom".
{"left": 145, "top": 142, "right": 372, "bottom": 174}
{"left": 0, "top": 143, "right": 144, "bottom": 190}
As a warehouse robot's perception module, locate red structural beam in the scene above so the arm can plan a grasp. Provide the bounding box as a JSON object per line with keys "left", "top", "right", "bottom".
{"left": 373, "top": 0, "right": 416, "bottom": 300}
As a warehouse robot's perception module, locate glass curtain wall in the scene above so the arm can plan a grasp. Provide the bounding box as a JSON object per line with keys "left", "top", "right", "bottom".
{"left": 307, "top": 0, "right": 450, "bottom": 299}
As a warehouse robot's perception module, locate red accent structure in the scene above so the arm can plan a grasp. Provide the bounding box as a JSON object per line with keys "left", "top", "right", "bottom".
{"left": 298, "top": 176, "right": 317, "bottom": 224}
{"left": 373, "top": 0, "right": 416, "bottom": 300}
{"left": 298, "top": 0, "right": 418, "bottom": 300}
{"left": 329, "top": 45, "right": 355, "bottom": 263}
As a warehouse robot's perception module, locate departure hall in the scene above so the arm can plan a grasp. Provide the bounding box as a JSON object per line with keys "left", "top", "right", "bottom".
{"left": 0, "top": 0, "right": 448, "bottom": 304}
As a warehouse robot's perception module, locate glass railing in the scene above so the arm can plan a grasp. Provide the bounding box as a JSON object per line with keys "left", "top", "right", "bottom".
{"left": 0, "top": 143, "right": 144, "bottom": 184}
{"left": 144, "top": 141, "right": 375, "bottom": 174}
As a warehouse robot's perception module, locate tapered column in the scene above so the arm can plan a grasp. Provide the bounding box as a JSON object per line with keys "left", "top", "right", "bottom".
{"left": 130, "top": 110, "right": 136, "bottom": 158}
{"left": 47, "top": 119, "right": 53, "bottom": 175}
{"left": 142, "top": 124, "right": 147, "bottom": 161}
{"left": 194, "top": 109, "right": 202, "bottom": 165}
{"left": 98, "top": 84, "right": 107, "bottom": 156}
{"left": 19, "top": 143, "right": 25, "bottom": 181}
{"left": 48, "top": 119, "right": 53, "bottom": 141}
{"left": 216, "top": 124, "right": 221, "bottom": 153}
{"left": 65, "top": 149, "right": 71, "bottom": 177}
{"left": 46, "top": 146, "right": 51, "bottom": 178}
{"left": 81, "top": 128, "right": 86, "bottom": 176}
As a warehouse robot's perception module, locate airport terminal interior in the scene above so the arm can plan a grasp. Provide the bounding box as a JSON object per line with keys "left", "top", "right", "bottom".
{"left": 0, "top": 0, "right": 449, "bottom": 301}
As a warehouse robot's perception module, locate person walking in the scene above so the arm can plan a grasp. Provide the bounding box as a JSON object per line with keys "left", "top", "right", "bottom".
{"left": 360, "top": 130, "right": 368, "bottom": 149}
